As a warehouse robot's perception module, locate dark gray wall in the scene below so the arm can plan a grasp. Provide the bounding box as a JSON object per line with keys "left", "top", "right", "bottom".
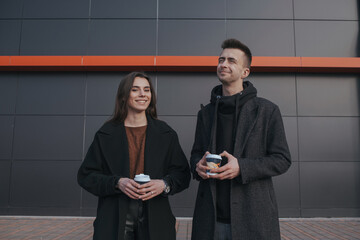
{"left": 0, "top": 0, "right": 359, "bottom": 217}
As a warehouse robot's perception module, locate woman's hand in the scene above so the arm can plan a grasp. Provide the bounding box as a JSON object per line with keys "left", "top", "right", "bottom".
{"left": 137, "top": 179, "right": 165, "bottom": 201}
{"left": 117, "top": 178, "right": 141, "bottom": 200}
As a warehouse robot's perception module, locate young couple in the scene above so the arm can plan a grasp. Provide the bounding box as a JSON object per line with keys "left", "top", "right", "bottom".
{"left": 78, "top": 38, "right": 291, "bottom": 240}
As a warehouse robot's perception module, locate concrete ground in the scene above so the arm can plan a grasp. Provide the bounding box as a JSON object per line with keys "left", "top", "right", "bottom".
{"left": 0, "top": 216, "right": 359, "bottom": 240}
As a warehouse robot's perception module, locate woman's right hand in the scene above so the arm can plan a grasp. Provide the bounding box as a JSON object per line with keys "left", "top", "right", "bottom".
{"left": 117, "top": 178, "right": 141, "bottom": 199}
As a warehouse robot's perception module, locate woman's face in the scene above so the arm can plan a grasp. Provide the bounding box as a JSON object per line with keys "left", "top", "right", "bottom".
{"left": 127, "top": 77, "right": 152, "bottom": 114}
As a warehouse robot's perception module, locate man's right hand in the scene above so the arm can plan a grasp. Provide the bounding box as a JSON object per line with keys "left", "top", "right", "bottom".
{"left": 195, "top": 151, "right": 210, "bottom": 179}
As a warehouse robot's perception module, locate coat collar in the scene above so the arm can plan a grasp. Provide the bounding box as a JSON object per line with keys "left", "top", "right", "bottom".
{"left": 97, "top": 115, "right": 171, "bottom": 177}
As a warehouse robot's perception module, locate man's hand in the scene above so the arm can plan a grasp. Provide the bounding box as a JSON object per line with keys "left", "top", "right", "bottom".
{"left": 195, "top": 151, "right": 210, "bottom": 179}
{"left": 209, "top": 151, "right": 240, "bottom": 180}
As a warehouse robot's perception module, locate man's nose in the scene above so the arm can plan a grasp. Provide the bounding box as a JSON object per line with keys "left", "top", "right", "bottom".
{"left": 219, "top": 61, "right": 228, "bottom": 68}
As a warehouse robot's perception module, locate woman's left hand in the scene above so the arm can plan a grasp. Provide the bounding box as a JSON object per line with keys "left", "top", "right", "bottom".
{"left": 138, "top": 179, "right": 165, "bottom": 201}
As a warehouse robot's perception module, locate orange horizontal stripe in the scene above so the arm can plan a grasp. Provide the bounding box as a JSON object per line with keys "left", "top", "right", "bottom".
{"left": 0, "top": 56, "right": 359, "bottom": 73}
{"left": 0, "top": 56, "right": 10, "bottom": 65}
{"left": 11, "top": 56, "right": 83, "bottom": 66}
{"left": 83, "top": 56, "right": 155, "bottom": 66}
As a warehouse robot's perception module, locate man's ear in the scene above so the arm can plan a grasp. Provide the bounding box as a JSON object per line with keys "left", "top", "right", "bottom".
{"left": 242, "top": 68, "right": 250, "bottom": 79}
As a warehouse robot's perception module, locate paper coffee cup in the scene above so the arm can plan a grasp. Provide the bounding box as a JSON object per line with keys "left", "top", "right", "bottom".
{"left": 206, "top": 154, "right": 222, "bottom": 175}
{"left": 134, "top": 174, "right": 150, "bottom": 184}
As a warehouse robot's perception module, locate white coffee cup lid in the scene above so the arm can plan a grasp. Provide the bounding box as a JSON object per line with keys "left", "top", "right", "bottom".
{"left": 206, "top": 154, "right": 222, "bottom": 160}
{"left": 134, "top": 173, "right": 150, "bottom": 182}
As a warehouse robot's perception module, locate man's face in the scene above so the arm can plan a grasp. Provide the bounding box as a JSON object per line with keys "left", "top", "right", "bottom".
{"left": 217, "top": 48, "right": 249, "bottom": 85}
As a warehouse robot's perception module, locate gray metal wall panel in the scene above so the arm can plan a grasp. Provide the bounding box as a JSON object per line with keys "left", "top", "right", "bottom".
{"left": 10, "top": 160, "right": 81, "bottom": 207}
{"left": 20, "top": 20, "right": 88, "bottom": 55}
{"left": 294, "top": 0, "right": 359, "bottom": 20}
{"left": 227, "top": 20, "right": 295, "bottom": 56}
{"left": 227, "top": 0, "right": 293, "bottom": 19}
{"left": 300, "top": 162, "right": 360, "bottom": 216}
{"left": 88, "top": 20, "right": 156, "bottom": 55}
{"left": 0, "top": 73, "right": 18, "bottom": 114}
{"left": 81, "top": 189, "right": 98, "bottom": 209}
{"left": 273, "top": 161, "right": 300, "bottom": 217}
{"left": 158, "top": 0, "right": 225, "bottom": 19}
{"left": 86, "top": 73, "right": 123, "bottom": 115}
{"left": 0, "top": 0, "right": 22, "bottom": 19}
{"left": 158, "top": 116, "right": 197, "bottom": 159}
{"left": 158, "top": 20, "right": 225, "bottom": 56}
{"left": 298, "top": 117, "right": 360, "bottom": 162}
{"left": 297, "top": 74, "right": 360, "bottom": 116}
{"left": 169, "top": 180, "right": 198, "bottom": 217}
{"left": 91, "top": 0, "right": 157, "bottom": 19}
{"left": 295, "top": 21, "right": 359, "bottom": 57}
{"left": 13, "top": 116, "right": 84, "bottom": 160}
{"left": 22, "top": 0, "right": 90, "bottom": 18}
{"left": 0, "top": 161, "right": 11, "bottom": 207}
{"left": 249, "top": 74, "right": 297, "bottom": 116}
{"left": 157, "top": 73, "right": 219, "bottom": 115}
{"left": 283, "top": 117, "right": 298, "bottom": 162}
{"left": 0, "top": 20, "right": 21, "bottom": 55}
{"left": 84, "top": 116, "right": 110, "bottom": 154}
{"left": 16, "top": 73, "right": 86, "bottom": 115}
{"left": 0, "top": 116, "right": 14, "bottom": 160}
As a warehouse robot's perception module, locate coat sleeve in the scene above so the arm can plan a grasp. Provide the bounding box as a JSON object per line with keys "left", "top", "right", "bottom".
{"left": 77, "top": 133, "right": 123, "bottom": 197}
{"left": 163, "top": 130, "right": 191, "bottom": 195}
{"left": 237, "top": 106, "right": 291, "bottom": 184}
{"left": 190, "top": 110, "right": 208, "bottom": 181}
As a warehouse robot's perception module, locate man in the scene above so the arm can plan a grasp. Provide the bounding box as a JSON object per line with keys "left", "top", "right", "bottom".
{"left": 190, "top": 39, "right": 291, "bottom": 240}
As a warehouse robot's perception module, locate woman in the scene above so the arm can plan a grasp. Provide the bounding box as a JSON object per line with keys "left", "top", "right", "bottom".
{"left": 78, "top": 72, "right": 190, "bottom": 240}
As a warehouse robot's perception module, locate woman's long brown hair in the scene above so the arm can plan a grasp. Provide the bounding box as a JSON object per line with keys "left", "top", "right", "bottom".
{"left": 109, "top": 72, "right": 157, "bottom": 123}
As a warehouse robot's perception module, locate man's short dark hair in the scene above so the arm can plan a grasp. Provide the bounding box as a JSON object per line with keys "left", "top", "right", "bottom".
{"left": 221, "top": 38, "right": 252, "bottom": 68}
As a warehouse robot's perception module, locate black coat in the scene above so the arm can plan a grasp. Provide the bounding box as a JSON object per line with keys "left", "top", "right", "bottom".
{"left": 78, "top": 116, "right": 190, "bottom": 240}
{"left": 191, "top": 97, "right": 291, "bottom": 240}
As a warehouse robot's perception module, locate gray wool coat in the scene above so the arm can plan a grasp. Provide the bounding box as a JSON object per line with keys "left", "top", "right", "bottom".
{"left": 190, "top": 97, "right": 291, "bottom": 240}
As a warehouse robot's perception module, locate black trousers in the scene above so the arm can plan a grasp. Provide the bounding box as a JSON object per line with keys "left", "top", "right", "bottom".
{"left": 124, "top": 199, "right": 150, "bottom": 240}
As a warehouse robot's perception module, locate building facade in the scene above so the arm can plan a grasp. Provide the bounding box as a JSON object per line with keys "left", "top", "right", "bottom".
{"left": 0, "top": 0, "right": 359, "bottom": 217}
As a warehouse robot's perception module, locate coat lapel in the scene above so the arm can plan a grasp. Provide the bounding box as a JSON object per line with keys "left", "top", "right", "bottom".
{"left": 98, "top": 122, "right": 130, "bottom": 177}
{"left": 144, "top": 117, "right": 164, "bottom": 177}
{"left": 233, "top": 99, "right": 259, "bottom": 157}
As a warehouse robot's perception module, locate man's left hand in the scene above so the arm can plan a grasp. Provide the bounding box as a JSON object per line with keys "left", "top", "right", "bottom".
{"left": 209, "top": 151, "right": 240, "bottom": 180}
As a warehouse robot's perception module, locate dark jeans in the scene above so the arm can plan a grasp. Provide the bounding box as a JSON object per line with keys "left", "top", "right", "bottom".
{"left": 124, "top": 199, "right": 149, "bottom": 240}
{"left": 215, "top": 221, "right": 232, "bottom": 240}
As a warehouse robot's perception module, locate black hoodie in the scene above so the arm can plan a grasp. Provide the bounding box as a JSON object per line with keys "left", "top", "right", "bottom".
{"left": 209, "top": 81, "right": 257, "bottom": 223}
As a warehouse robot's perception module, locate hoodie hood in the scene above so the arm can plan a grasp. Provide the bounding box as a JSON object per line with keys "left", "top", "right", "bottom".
{"left": 210, "top": 81, "right": 257, "bottom": 105}
{"left": 208, "top": 81, "right": 257, "bottom": 153}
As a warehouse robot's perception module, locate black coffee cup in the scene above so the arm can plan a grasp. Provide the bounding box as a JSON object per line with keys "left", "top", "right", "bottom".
{"left": 206, "top": 154, "right": 222, "bottom": 175}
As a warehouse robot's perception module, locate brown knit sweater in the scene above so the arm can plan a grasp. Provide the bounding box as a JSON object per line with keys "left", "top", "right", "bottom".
{"left": 125, "top": 125, "right": 147, "bottom": 179}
